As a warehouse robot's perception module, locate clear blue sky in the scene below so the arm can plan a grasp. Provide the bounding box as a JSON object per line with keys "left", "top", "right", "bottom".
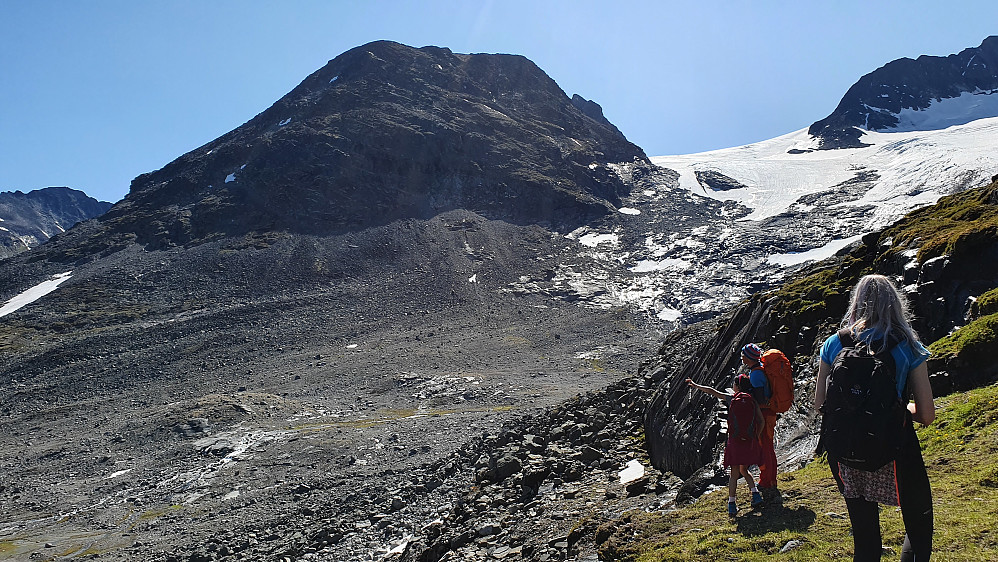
{"left": 2, "top": 1, "right": 996, "bottom": 203}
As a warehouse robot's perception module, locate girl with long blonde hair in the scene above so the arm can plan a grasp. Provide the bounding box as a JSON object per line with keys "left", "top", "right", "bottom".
{"left": 815, "top": 274, "right": 935, "bottom": 561}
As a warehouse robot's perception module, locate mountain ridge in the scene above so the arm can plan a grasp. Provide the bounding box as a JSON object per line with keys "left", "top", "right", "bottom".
{"left": 0, "top": 187, "right": 111, "bottom": 259}
{"left": 809, "top": 35, "right": 998, "bottom": 148}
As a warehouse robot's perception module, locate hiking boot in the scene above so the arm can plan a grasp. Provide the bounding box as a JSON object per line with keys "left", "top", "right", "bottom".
{"left": 751, "top": 491, "right": 764, "bottom": 508}
{"left": 727, "top": 502, "right": 737, "bottom": 517}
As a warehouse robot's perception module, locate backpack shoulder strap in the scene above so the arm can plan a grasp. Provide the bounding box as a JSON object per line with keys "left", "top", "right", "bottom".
{"left": 836, "top": 328, "right": 856, "bottom": 348}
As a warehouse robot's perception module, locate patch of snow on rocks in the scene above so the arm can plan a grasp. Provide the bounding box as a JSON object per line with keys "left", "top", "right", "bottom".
{"left": 0, "top": 271, "right": 73, "bottom": 318}
{"left": 105, "top": 468, "right": 133, "bottom": 479}
{"left": 630, "top": 258, "right": 691, "bottom": 273}
{"left": 767, "top": 235, "right": 864, "bottom": 266}
{"left": 657, "top": 307, "right": 682, "bottom": 322}
{"left": 577, "top": 232, "right": 618, "bottom": 247}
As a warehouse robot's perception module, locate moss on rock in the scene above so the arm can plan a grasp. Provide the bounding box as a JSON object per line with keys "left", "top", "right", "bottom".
{"left": 928, "top": 312, "right": 998, "bottom": 363}
{"left": 880, "top": 182, "right": 998, "bottom": 264}
{"left": 971, "top": 288, "right": 998, "bottom": 319}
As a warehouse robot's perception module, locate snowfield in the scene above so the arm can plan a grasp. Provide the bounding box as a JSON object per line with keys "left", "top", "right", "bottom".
{"left": 552, "top": 115, "right": 998, "bottom": 327}
{"left": 651, "top": 116, "right": 998, "bottom": 229}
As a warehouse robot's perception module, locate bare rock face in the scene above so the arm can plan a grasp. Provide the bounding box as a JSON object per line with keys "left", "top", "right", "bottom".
{"left": 0, "top": 187, "right": 111, "bottom": 258}
{"left": 694, "top": 170, "right": 747, "bottom": 192}
{"left": 68, "top": 41, "right": 646, "bottom": 254}
{"left": 643, "top": 294, "right": 786, "bottom": 478}
{"left": 809, "top": 35, "right": 998, "bottom": 149}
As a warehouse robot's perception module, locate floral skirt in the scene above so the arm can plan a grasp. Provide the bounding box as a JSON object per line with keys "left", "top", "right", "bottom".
{"left": 837, "top": 461, "right": 900, "bottom": 506}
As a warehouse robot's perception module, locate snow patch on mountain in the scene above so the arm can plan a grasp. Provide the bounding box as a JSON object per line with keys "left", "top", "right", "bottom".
{"left": 651, "top": 116, "right": 998, "bottom": 228}
{"left": 0, "top": 271, "right": 73, "bottom": 318}
{"left": 543, "top": 115, "right": 998, "bottom": 328}
{"left": 572, "top": 231, "right": 619, "bottom": 248}
{"left": 886, "top": 90, "right": 998, "bottom": 132}
{"left": 767, "top": 235, "right": 864, "bottom": 266}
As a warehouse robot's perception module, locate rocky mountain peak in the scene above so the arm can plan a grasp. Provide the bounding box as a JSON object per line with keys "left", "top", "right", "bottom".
{"left": 86, "top": 41, "right": 646, "bottom": 252}
{"left": 0, "top": 187, "right": 111, "bottom": 259}
{"left": 808, "top": 35, "right": 998, "bottom": 149}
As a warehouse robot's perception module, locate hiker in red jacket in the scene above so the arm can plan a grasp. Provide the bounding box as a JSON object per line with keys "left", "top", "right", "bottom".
{"left": 687, "top": 374, "right": 765, "bottom": 516}
{"left": 742, "top": 343, "right": 779, "bottom": 498}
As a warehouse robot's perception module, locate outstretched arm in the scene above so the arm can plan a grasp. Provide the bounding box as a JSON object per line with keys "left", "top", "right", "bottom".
{"left": 686, "top": 378, "right": 729, "bottom": 400}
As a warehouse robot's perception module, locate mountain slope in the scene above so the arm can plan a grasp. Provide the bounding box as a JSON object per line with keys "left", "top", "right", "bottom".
{"left": 0, "top": 187, "right": 111, "bottom": 259}
{"left": 809, "top": 35, "right": 998, "bottom": 149}
{"left": 0, "top": 42, "right": 660, "bottom": 562}
{"left": 59, "top": 40, "right": 646, "bottom": 254}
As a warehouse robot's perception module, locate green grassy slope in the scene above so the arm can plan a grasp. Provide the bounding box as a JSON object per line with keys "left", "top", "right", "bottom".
{"left": 598, "top": 383, "right": 998, "bottom": 561}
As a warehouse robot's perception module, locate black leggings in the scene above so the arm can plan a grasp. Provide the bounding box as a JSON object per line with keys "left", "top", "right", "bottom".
{"left": 830, "top": 425, "right": 933, "bottom": 561}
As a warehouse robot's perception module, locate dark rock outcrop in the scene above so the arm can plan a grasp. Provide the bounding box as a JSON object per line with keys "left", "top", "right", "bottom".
{"left": 0, "top": 187, "right": 111, "bottom": 258}
{"left": 694, "top": 170, "right": 748, "bottom": 191}
{"left": 809, "top": 35, "right": 998, "bottom": 149}
{"left": 643, "top": 293, "right": 793, "bottom": 478}
{"left": 54, "top": 41, "right": 646, "bottom": 255}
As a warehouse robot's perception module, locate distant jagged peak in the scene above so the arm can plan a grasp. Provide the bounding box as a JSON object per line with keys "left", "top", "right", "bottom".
{"left": 0, "top": 186, "right": 112, "bottom": 259}
{"left": 808, "top": 35, "right": 998, "bottom": 149}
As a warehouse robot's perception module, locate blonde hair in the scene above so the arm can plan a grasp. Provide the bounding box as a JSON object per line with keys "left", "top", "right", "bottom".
{"left": 842, "top": 274, "right": 919, "bottom": 352}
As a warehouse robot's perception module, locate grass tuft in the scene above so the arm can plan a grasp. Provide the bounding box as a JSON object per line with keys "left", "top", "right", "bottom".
{"left": 971, "top": 288, "right": 998, "bottom": 319}
{"left": 927, "top": 313, "right": 998, "bottom": 363}
{"left": 880, "top": 183, "right": 998, "bottom": 263}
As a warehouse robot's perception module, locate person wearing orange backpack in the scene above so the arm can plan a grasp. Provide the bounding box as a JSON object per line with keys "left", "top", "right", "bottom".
{"left": 741, "top": 343, "right": 779, "bottom": 498}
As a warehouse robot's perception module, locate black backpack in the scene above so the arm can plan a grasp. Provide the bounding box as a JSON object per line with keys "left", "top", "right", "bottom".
{"left": 819, "top": 329, "right": 909, "bottom": 471}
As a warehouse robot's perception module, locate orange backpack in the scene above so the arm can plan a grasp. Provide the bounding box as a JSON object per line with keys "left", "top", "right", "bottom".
{"left": 761, "top": 349, "right": 794, "bottom": 413}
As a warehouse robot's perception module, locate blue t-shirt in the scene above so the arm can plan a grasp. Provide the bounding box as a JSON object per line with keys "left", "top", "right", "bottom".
{"left": 748, "top": 366, "right": 770, "bottom": 398}
{"left": 820, "top": 330, "right": 930, "bottom": 399}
